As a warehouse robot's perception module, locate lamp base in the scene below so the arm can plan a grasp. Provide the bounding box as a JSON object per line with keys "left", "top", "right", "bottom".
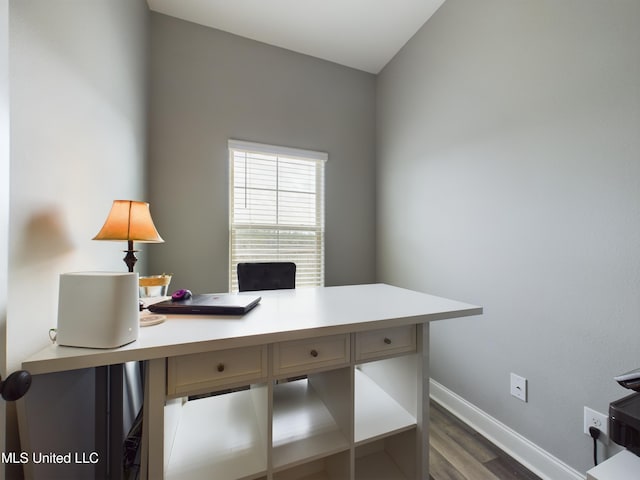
{"left": 123, "top": 240, "right": 138, "bottom": 272}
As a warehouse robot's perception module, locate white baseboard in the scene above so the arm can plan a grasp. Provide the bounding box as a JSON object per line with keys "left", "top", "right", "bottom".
{"left": 429, "top": 379, "right": 585, "bottom": 480}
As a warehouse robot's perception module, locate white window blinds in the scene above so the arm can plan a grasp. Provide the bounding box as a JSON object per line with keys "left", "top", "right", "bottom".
{"left": 229, "top": 140, "right": 327, "bottom": 292}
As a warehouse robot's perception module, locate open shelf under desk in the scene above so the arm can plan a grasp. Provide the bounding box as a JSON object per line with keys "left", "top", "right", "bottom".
{"left": 272, "top": 378, "right": 350, "bottom": 471}
{"left": 355, "top": 449, "right": 408, "bottom": 480}
{"left": 165, "top": 388, "right": 267, "bottom": 480}
{"left": 354, "top": 368, "right": 416, "bottom": 445}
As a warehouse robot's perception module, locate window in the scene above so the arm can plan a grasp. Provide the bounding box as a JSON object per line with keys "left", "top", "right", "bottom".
{"left": 229, "top": 140, "right": 327, "bottom": 291}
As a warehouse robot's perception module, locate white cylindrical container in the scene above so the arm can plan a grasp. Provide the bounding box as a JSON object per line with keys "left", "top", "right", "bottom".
{"left": 57, "top": 272, "right": 139, "bottom": 348}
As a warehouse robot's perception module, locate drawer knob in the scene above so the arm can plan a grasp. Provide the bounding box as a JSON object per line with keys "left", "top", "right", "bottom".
{"left": 384, "top": 337, "right": 392, "bottom": 345}
{"left": 310, "top": 349, "right": 319, "bottom": 358}
{"left": 217, "top": 363, "right": 225, "bottom": 372}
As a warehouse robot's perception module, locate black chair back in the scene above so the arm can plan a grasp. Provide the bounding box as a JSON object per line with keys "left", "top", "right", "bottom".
{"left": 237, "top": 262, "right": 296, "bottom": 292}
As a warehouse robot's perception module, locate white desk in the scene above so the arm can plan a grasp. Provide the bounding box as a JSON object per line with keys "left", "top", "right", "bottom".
{"left": 22, "top": 284, "right": 482, "bottom": 480}
{"left": 586, "top": 450, "right": 640, "bottom": 480}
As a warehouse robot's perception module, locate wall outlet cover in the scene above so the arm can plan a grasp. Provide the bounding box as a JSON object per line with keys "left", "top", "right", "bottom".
{"left": 584, "top": 406, "right": 608, "bottom": 437}
{"left": 510, "top": 373, "right": 527, "bottom": 402}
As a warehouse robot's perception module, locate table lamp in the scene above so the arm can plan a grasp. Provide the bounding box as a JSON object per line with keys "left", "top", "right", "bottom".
{"left": 93, "top": 200, "right": 164, "bottom": 272}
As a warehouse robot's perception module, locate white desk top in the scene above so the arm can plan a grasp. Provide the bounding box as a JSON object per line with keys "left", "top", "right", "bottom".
{"left": 22, "top": 283, "right": 482, "bottom": 375}
{"left": 587, "top": 450, "right": 640, "bottom": 479}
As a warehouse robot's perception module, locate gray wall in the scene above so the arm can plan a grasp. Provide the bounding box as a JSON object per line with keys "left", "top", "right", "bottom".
{"left": 8, "top": 1, "right": 149, "bottom": 477}
{"left": 9, "top": 0, "right": 150, "bottom": 370}
{"left": 147, "top": 13, "right": 377, "bottom": 292}
{"left": 376, "top": 0, "right": 640, "bottom": 474}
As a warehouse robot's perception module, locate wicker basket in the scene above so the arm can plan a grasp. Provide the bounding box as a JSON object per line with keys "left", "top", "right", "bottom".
{"left": 139, "top": 274, "right": 172, "bottom": 297}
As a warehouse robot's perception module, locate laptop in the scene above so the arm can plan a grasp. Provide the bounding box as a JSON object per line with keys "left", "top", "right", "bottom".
{"left": 148, "top": 293, "right": 261, "bottom": 315}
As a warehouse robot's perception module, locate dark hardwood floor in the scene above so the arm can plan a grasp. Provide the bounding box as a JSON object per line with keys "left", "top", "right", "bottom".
{"left": 429, "top": 401, "right": 541, "bottom": 480}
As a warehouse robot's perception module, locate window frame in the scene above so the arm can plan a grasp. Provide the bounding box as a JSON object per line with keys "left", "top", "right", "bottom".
{"left": 228, "top": 139, "right": 327, "bottom": 292}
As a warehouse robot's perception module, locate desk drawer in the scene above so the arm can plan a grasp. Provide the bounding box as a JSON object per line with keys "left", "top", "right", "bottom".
{"left": 273, "top": 334, "right": 350, "bottom": 377}
{"left": 167, "top": 346, "right": 268, "bottom": 396}
{"left": 355, "top": 325, "right": 416, "bottom": 362}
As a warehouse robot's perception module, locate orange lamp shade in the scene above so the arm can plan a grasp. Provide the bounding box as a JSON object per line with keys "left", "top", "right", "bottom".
{"left": 93, "top": 200, "right": 164, "bottom": 243}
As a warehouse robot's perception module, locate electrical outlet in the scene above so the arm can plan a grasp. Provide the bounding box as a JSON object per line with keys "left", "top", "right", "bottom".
{"left": 584, "top": 407, "right": 608, "bottom": 437}
{"left": 510, "top": 373, "right": 527, "bottom": 402}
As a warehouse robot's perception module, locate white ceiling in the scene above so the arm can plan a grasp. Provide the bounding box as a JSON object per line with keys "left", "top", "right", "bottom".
{"left": 146, "top": 0, "right": 446, "bottom": 74}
